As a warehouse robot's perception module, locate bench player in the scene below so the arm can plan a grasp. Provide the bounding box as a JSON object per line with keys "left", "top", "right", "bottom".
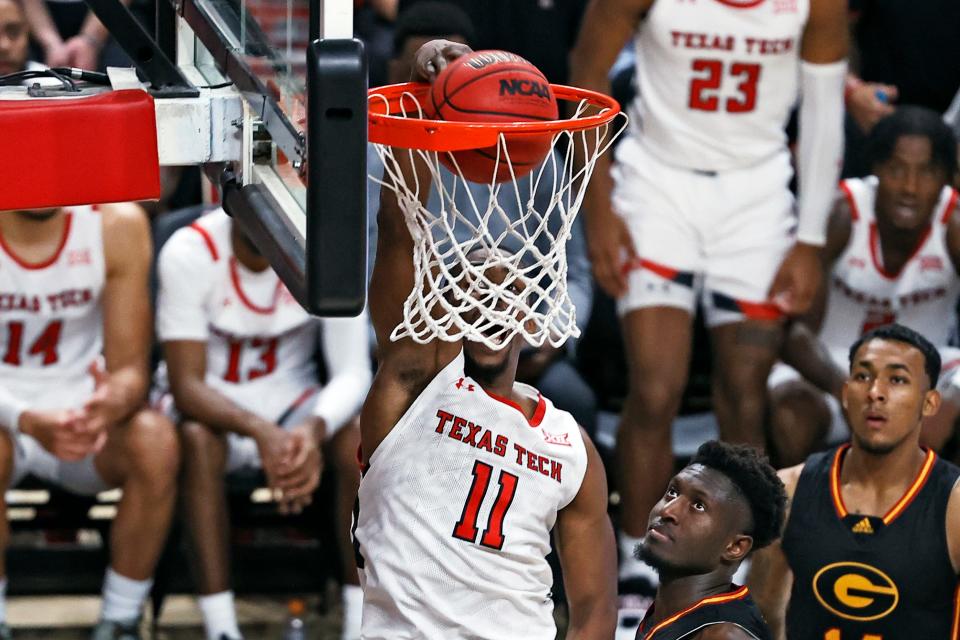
{"left": 570, "top": 0, "right": 848, "bottom": 598}
{"left": 769, "top": 106, "right": 960, "bottom": 461}
{"left": 0, "top": 203, "right": 179, "bottom": 639}
{"left": 351, "top": 40, "right": 617, "bottom": 639}
{"left": 635, "top": 441, "right": 785, "bottom": 640}
{"left": 749, "top": 324, "right": 960, "bottom": 638}
{"left": 157, "top": 209, "right": 372, "bottom": 640}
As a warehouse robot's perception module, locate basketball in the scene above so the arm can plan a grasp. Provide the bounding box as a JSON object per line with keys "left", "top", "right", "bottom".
{"left": 427, "top": 50, "right": 559, "bottom": 183}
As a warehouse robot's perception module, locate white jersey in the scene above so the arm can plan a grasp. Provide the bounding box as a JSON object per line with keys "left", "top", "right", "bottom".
{"left": 156, "top": 209, "right": 319, "bottom": 421}
{"left": 820, "top": 177, "right": 960, "bottom": 360}
{"left": 354, "top": 352, "right": 589, "bottom": 639}
{"left": 630, "top": 0, "right": 810, "bottom": 170}
{"left": 0, "top": 207, "right": 104, "bottom": 409}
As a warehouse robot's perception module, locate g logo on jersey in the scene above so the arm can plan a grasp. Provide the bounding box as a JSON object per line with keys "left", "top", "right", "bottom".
{"left": 813, "top": 562, "right": 899, "bottom": 621}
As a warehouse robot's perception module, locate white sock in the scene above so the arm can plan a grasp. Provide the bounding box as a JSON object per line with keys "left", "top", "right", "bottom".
{"left": 100, "top": 568, "right": 152, "bottom": 623}
{"left": 618, "top": 534, "right": 659, "bottom": 585}
{"left": 199, "top": 591, "right": 242, "bottom": 640}
{"left": 340, "top": 584, "right": 363, "bottom": 640}
{"left": 0, "top": 577, "right": 8, "bottom": 624}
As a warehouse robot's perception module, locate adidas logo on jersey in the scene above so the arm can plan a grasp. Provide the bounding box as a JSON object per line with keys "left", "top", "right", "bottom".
{"left": 852, "top": 517, "right": 875, "bottom": 535}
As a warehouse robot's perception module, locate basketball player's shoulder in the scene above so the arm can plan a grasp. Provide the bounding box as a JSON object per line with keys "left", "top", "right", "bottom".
{"left": 97, "top": 202, "right": 150, "bottom": 237}
{"left": 96, "top": 203, "right": 150, "bottom": 268}
{"left": 162, "top": 209, "right": 229, "bottom": 265}
{"left": 777, "top": 462, "right": 805, "bottom": 502}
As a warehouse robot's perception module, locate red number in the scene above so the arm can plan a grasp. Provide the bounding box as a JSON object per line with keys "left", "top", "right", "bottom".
{"left": 3, "top": 321, "right": 62, "bottom": 366}
{"left": 861, "top": 311, "right": 897, "bottom": 335}
{"left": 689, "top": 59, "right": 723, "bottom": 111}
{"left": 453, "top": 460, "right": 520, "bottom": 548}
{"left": 247, "top": 338, "right": 278, "bottom": 380}
{"left": 689, "top": 59, "right": 761, "bottom": 114}
{"left": 727, "top": 63, "right": 761, "bottom": 112}
{"left": 2, "top": 322, "right": 23, "bottom": 365}
{"left": 223, "top": 337, "right": 279, "bottom": 383}
{"left": 453, "top": 461, "right": 492, "bottom": 542}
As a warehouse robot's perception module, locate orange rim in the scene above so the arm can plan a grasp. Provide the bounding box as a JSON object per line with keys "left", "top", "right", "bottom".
{"left": 367, "top": 82, "right": 622, "bottom": 151}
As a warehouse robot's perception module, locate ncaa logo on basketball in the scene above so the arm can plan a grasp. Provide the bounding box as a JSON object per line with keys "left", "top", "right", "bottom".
{"left": 813, "top": 562, "right": 899, "bottom": 621}
{"left": 499, "top": 79, "right": 551, "bottom": 101}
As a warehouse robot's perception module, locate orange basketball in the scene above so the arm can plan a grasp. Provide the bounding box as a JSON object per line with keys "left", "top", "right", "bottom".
{"left": 427, "top": 50, "right": 559, "bottom": 183}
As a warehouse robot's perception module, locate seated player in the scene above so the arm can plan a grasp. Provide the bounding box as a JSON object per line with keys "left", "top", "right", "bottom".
{"left": 156, "top": 208, "right": 372, "bottom": 640}
{"left": 750, "top": 324, "right": 960, "bottom": 639}
{"left": 768, "top": 106, "right": 960, "bottom": 463}
{"left": 353, "top": 39, "right": 617, "bottom": 639}
{"left": 366, "top": 1, "right": 598, "bottom": 434}
{"left": 0, "top": 203, "right": 179, "bottom": 640}
{"left": 634, "top": 440, "right": 785, "bottom": 639}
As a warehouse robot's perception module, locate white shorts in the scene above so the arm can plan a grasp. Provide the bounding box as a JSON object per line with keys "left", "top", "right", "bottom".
{"left": 611, "top": 136, "right": 796, "bottom": 326}
{"left": 767, "top": 346, "right": 960, "bottom": 443}
{"left": 156, "top": 385, "right": 322, "bottom": 474}
{"left": 10, "top": 435, "right": 110, "bottom": 494}
{"left": 6, "top": 376, "right": 109, "bottom": 494}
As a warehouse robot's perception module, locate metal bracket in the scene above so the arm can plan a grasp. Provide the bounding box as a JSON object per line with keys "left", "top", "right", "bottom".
{"left": 83, "top": 0, "right": 198, "bottom": 97}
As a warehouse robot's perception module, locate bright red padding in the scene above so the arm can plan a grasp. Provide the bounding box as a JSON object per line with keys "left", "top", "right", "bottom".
{"left": 0, "top": 89, "right": 160, "bottom": 211}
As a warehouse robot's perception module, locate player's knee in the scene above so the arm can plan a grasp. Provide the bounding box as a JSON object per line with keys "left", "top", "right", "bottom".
{"left": 126, "top": 410, "right": 180, "bottom": 483}
{"left": 179, "top": 420, "right": 221, "bottom": 454}
{"left": 625, "top": 377, "right": 685, "bottom": 424}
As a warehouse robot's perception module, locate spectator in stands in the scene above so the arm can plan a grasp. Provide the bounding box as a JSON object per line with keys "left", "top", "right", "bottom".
{"left": 368, "top": 0, "right": 598, "bottom": 434}
{"left": 20, "top": 0, "right": 133, "bottom": 71}
{"left": 0, "top": 203, "right": 180, "bottom": 640}
{"left": 842, "top": 0, "right": 960, "bottom": 176}
{"left": 0, "top": 0, "right": 28, "bottom": 76}
{"left": 157, "top": 209, "right": 372, "bottom": 640}
{"left": 769, "top": 107, "right": 960, "bottom": 462}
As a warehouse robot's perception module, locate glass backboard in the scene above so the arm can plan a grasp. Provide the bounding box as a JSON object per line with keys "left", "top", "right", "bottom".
{"left": 175, "top": 0, "right": 367, "bottom": 315}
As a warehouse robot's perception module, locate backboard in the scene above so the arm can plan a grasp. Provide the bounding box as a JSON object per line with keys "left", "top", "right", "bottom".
{"left": 171, "top": 0, "right": 367, "bottom": 315}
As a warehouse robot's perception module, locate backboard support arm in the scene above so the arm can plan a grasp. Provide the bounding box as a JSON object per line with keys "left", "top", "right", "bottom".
{"left": 83, "top": 0, "right": 198, "bottom": 98}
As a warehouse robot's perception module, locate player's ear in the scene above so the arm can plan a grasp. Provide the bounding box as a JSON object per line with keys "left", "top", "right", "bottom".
{"left": 723, "top": 534, "right": 753, "bottom": 564}
{"left": 922, "top": 388, "right": 942, "bottom": 418}
{"left": 841, "top": 380, "right": 849, "bottom": 411}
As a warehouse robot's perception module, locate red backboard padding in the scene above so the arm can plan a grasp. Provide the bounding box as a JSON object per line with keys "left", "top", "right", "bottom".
{"left": 0, "top": 89, "right": 160, "bottom": 211}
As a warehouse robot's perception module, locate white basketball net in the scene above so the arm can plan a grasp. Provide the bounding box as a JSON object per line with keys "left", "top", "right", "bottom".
{"left": 371, "top": 92, "right": 625, "bottom": 350}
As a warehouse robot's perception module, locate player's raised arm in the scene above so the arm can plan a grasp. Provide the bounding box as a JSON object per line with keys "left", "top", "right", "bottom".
{"left": 363, "top": 40, "right": 471, "bottom": 459}
{"left": 569, "top": 0, "right": 650, "bottom": 298}
{"left": 747, "top": 464, "right": 801, "bottom": 640}
{"left": 553, "top": 430, "right": 617, "bottom": 639}
{"left": 87, "top": 203, "right": 153, "bottom": 431}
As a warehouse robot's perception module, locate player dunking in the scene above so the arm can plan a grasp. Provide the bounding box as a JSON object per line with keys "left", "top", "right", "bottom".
{"left": 749, "top": 324, "right": 960, "bottom": 638}
{"left": 352, "top": 40, "right": 617, "bottom": 639}
{"left": 0, "top": 205, "right": 179, "bottom": 639}
{"left": 635, "top": 441, "right": 785, "bottom": 640}
{"left": 570, "top": 0, "right": 848, "bottom": 598}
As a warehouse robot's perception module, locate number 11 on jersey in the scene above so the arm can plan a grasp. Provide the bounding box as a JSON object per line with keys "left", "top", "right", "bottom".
{"left": 453, "top": 460, "right": 519, "bottom": 551}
